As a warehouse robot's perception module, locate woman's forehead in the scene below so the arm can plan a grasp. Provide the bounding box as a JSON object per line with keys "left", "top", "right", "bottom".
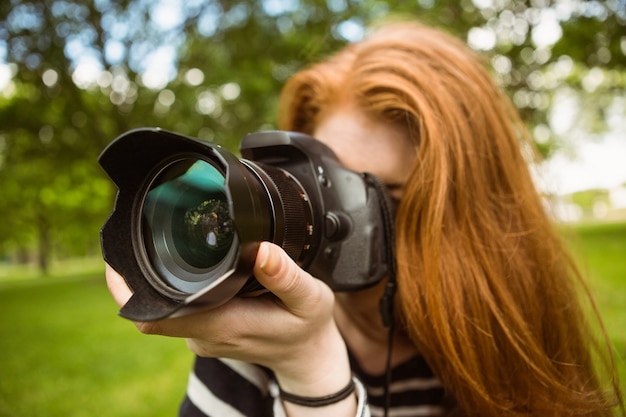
{"left": 312, "top": 107, "right": 415, "bottom": 186}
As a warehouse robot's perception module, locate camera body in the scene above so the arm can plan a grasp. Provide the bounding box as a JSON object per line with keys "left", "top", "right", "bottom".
{"left": 100, "top": 128, "right": 391, "bottom": 321}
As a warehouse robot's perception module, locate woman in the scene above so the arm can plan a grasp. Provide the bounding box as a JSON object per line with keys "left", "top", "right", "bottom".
{"left": 106, "top": 21, "right": 623, "bottom": 417}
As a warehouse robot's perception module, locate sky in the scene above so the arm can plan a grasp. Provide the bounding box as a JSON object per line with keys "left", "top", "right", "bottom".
{"left": 539, "top": 85, "right": 626, "bottom": 195}
{"left": 539, "top": 133, "right": 626, "bottom": 194}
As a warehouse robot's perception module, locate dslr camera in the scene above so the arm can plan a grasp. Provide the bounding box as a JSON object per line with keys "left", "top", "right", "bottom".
{"left": 99, "top": 128, "right": 394, "bottom": 321}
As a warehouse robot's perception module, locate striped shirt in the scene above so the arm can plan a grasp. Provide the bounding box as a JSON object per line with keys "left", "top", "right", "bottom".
{"left": 179, "top": 352, "right": 447, "bottom": 417}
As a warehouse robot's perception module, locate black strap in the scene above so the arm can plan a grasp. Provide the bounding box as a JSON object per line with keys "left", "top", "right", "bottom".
{"left": 279, "top": 378, "right": 356, "bottom": 407}
{"left": 362, "top": 172, "right": 398, "bottom": 417}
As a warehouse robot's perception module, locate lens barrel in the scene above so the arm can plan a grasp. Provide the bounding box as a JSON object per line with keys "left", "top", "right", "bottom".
{"left": 140, "top": 157, "right": 314, "bottom": 299}
{"left": 242, "top": 161, "right": 314, "bottom": 264}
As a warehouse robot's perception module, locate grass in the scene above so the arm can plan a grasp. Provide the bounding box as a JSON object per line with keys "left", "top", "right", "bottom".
{"left": 565, "top": 221, "right": 626, "bottom": 396}
{"left": 0, "top": 222, "right": 624, "bottom": 416}
{"left": 0, "top": 262, "right": 193, "bottom": 417}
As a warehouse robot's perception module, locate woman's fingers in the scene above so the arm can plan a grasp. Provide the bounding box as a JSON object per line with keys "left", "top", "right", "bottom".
{"left": 104, "top": 243, "right": 333, "bottom": 351}
{"left": 105, "top": 263, "right": 133, "bottom": 307}
{"left": 253, "top": 241, "right": 331, "bottom": 318}
{"left": 103, "top": 243, "right": 345, "bottom": 379}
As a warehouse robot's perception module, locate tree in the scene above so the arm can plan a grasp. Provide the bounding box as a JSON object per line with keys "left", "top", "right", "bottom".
{"left": 0, "top": 0, "right": 624, "bottom": 272}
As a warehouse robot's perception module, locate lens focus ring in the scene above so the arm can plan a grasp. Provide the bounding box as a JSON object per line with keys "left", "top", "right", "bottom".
{"left": 258, "top": 163, "right": 313, "bottom": 263}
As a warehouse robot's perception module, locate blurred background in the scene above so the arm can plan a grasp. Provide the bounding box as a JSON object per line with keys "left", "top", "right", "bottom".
{"left": 0, "top": 0, "right": 624, "bottom": 416}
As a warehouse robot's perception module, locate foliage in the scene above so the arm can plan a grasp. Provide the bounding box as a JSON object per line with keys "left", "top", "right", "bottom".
{"left": 570, "top": 188, "right": 609, "bottom": 212}
{"left": 0, "top": 0, "right": 625, "bottom": 270}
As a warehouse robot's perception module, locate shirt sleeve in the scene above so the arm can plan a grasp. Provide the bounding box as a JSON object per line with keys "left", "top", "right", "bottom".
{"left": 179, "top": 356, "right": 274, "bottom": 417}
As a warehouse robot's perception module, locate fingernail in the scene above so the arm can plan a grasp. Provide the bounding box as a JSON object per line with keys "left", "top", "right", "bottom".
{"left": 258, "top": 242, "right": 270, "bottom": 271}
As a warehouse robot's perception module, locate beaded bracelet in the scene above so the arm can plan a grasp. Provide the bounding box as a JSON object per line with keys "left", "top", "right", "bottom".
{"left": 279, "top": 378, "right": 356, "bottom": 407}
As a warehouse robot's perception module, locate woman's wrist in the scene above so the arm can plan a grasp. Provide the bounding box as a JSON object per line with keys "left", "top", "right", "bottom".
{"left": 279, "top": 377, "right": 356, "bottom": 407}
{"left": 270, "top": 375, "right": 366, "bottom": 417}
{"left": 272, "top": 322, "right": 353, "bottom": 401}
{"left": 276, "top": 351, "right": 357, "bottom": 415}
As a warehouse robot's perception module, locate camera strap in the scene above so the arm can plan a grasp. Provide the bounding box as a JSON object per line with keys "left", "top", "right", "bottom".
{"left": 362, "top": 172, "right": 397, "bottom": 417}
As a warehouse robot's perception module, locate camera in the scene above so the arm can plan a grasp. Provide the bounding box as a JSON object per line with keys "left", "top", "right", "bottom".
{"left": 99, "top": 128, "right": 393, "bottom": 321}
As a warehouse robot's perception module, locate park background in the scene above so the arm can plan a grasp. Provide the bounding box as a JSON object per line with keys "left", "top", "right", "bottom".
{"left": 0, "top": 0, "right": 625, "bottom": 415}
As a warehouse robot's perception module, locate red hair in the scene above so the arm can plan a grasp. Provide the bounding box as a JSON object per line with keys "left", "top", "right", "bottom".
{"left": 278, "top": 21, "right": 623, "bottom": 417}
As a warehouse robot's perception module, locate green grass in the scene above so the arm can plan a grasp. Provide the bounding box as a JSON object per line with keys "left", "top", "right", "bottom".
{"left": 565, "top": 221, "right": 626, "bottom": 396}
{"left": 0, "top": 222, "right": 624, "bottom": 416}
{"left": 0, "top": 264, "right": 192, "bottom": 417}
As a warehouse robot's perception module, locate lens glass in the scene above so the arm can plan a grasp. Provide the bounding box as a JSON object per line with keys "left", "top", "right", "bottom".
{"left": 142, "top": 158, "right": 238, "bottom": 294}
{"left": 174, "top": 194, "right": 233, "bottom": 269}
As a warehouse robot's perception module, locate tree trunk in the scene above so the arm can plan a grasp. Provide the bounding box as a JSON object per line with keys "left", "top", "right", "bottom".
{"left": 37, "top": 213, "right": 51, "bottom": 276}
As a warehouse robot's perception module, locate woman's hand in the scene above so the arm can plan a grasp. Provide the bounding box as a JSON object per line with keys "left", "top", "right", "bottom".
{"left": 105, "top": 241, "right": 355, "bottom": 414}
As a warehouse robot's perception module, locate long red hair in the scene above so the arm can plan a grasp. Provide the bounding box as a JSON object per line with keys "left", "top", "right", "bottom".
{"left": 278, "top": 21, "right": 623, "bottom": 417}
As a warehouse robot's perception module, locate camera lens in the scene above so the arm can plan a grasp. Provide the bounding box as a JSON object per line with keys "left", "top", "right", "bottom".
{"left": 141, "top": 158, "right": 239, "bottom": 296}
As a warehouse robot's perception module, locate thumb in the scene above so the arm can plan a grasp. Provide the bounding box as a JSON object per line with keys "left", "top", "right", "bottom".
{"left": 253, "top": 242, "right": 326, "bottom": 313}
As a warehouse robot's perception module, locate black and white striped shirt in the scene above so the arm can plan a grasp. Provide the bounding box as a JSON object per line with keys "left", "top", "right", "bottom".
{"left": 179, "top": 351, "right": 447, "bottom": 417}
